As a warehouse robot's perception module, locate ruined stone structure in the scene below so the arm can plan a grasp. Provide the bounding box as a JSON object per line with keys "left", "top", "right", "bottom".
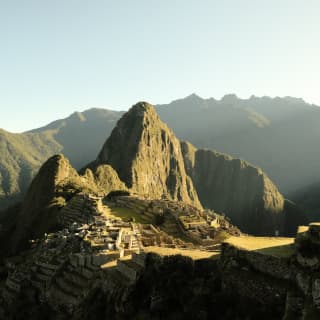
{"left": 60, "top": 194, "right": 103, "bottom": 226}
{"left": 113, "top": 195, "right": 240, "bottom": 246}
{"left": 220, "top": 223, "right": 320, "bottom": 319}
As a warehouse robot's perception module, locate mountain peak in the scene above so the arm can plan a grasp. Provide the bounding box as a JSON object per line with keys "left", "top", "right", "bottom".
{"left": 132, "top": 101, "right": 154, "bottom": 110}
{"left": 186, "top": 93, "right": 202, "bottom": 99}
{"left": 128, "top": 101, "right": 158, "bottom": 119}
{"left": 69, "top": 111, "right": 86, "bottom": 122}
{"left": 182, "top": 93, "right": 203, "bottom": 103}
{"left": 94, "top": 102, "right": 202, "bottom": 208}
{"left": 221, "top": 93, "right": 239, "bottom": 103}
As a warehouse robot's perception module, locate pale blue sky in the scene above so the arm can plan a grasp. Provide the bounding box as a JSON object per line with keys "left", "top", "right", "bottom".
{"left": 1, "top": 0, "right": 319, "bottom": 132}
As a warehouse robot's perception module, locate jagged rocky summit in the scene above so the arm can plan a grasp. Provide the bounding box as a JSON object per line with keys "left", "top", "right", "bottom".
{"left": 89, "top": 102, "right": 202, "bottom": 208}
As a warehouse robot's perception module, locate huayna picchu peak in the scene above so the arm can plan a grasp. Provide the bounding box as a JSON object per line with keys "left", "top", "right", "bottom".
{"left": 91, "top": 102, "right": 202, "bottom": 209}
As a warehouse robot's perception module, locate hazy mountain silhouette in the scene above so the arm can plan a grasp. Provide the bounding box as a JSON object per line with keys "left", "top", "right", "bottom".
{"left": 29, "top": 108, "right": 124, "bottom": 169}
{"left": 156, "top": 94, "right": 320, "bottom": 195}
{"left": 0, "top": 109, "right": 122, "bottom": 209}
{"left": 291, "top": 181, "right": 320, "bottom": 221}
{"left": 0, "top": 95, "right": 319, "bottom": 217}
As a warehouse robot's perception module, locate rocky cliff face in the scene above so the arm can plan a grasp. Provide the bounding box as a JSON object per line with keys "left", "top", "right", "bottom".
{"left": 181, "top": 141, "right": 288, "bottom": 235}
{"left": 93, "top": 102, "right": 201, "bottom": 208}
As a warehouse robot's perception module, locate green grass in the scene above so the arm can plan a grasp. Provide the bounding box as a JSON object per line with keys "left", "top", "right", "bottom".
{"left": 107, "top": 206, "right": 150, "bottom": 224}
{"left": 143, "top": 246, "right": 219, "bottom": 260}
{"left": 104, "top": 206, "right": 194, "bottom": 243}
{"left": 225, "top": 236, "right": 295, "bottom": 258}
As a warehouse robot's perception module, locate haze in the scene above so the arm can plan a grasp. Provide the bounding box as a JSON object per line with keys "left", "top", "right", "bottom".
{"left": 1, "top": 0, "right": 319, "bottom": 132}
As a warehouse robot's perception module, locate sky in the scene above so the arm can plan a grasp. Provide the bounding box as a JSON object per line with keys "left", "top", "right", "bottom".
{"left": 1, "top": 0, "right": 319, "bottom": 132}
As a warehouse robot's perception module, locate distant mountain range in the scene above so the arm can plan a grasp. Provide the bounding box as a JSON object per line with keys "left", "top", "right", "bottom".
{"left": 1, "top": 102, "right": 302, "bottom": 258}
{"left": 157, "top": 94, "right": 320, "bottom": 196}
{"left": 0, "top": 109, "right": 122, "bottom": 208}
{"left": 1, "top": 94, "right": 320, "bottom": 217}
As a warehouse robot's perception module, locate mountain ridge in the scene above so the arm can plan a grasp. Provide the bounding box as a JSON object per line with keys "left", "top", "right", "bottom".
{"left": 180, "top": 141, "right": 304, "bottom": 235}
{"left": 0, "top": 94, "right": 319, "bottom": 217}
{"left": 1, "top": 101, "right": 300, "bottom": 257}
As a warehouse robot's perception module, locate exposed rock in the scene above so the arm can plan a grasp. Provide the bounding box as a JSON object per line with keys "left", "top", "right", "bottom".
{"left": 181, "top": 141, "right": 289, "bottom": 235}
{"left": 91, "top": 102, "right": 201, "bottom": 208}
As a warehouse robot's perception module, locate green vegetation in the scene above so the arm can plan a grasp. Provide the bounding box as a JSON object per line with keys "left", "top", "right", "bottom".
{"left": 225, "top": 236, "right": 295, "bottom": 258}
{"left": 106, "top": 206, "right": 149, "bottom": 224}
{"left": 0, "top": 129, "right": 62, "bottom": 209}
{"left": 143, "top": 246, "right": 218, "bottom": 260}
{"left": 256, "top": 244, "right": 294, "bottom": 258}
{"left": 0, "top": 109, "right": 122, "bottom": 211}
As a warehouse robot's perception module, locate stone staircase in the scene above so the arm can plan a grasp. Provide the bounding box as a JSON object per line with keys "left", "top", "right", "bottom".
{"left": 61, "top": 195, "right": 93, "bottom": 226}
{"left": 49, "top": 261, "right": 100, "bottom": 307}
{"left": 130, "top": 236, "right": 140, "bottom": 250}
{"left": 30, "top": 258, "right": 64, "bottom": 291}
{"left": 115, "top": 197, "right": 150, "bottom": 215}
{"left": 143, "top": 208, "right": 156, "bottom": 221}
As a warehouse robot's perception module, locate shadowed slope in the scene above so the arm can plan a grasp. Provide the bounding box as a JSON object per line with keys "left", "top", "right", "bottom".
{"left": 181, "top": 141, "right": 305, "bottom": 235}
{"left": 156, "top": 94, "right": 320, "bottom": 194}
{"left": 7, "top": 154, "right": 80, "bottom": 254}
